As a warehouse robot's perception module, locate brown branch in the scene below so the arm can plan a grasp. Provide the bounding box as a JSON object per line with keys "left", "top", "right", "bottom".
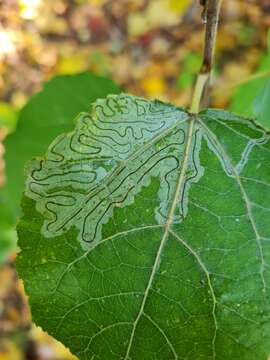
{"left": 190, "top": 0, "right": 222, "bottom": 113}
{"left": 201, "top": 0, "right": 222, "bottom": 73}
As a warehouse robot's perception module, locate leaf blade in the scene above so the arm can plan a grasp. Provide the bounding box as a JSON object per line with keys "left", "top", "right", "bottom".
{"left": 17, "top": 95, "right": 270, "bottom": 359}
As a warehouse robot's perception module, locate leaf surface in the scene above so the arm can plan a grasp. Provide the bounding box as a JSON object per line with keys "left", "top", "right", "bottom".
{"left": 254, "top": 79, "right": 270, "bottom": 128}
{"left": 17, "top": 94, "right": 270, "bottom": 359}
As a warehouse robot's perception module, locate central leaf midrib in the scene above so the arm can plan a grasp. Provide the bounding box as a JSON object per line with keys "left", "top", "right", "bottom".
{"left": 124, "top": 115, "right": 196, "bottom": 359}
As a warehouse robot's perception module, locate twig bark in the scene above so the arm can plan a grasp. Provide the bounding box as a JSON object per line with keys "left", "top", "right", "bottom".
{"left": 190, "top": 0, "right": 222, "bottom": 114}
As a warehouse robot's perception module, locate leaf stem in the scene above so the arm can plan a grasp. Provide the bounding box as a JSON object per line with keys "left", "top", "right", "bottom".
{"left": 190, "top": 0, "right": 222, "bottom": 114}
{"left": 190, "top": 73, "right": 209, "bottom": 113}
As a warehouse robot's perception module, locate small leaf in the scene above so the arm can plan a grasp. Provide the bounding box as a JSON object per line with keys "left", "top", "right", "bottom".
{"left": 17, "top": 94, "right": 270, "bottom": 359}
{"left": 230, "top": 75, "right": 269, "bottom": 119}
{"left": 230, "top": 28, "right": 270, "bottom": 126}
{"left": 253, "top": 79, "right": 270, "bottom": 128}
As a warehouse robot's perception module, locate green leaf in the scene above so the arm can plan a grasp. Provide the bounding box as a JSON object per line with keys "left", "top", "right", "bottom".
{"left": 230, "top": 28, "right": 270, "bottom": 126}
{"left": 230, "top": 55, "right": 270, "bottom": 120}
{"left": 0, "top": 72, "right": 120, "bottom": 263}
{"left": 252, "top": 27, "right": 270, "bottom": 127}
{"left": 253, "top": 79, "right": 270, "bottom": 128}
{"left": 17, "top": 94, "right": 270, "bottom": 359}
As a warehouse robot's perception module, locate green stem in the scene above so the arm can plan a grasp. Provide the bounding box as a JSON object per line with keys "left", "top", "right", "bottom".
{"left": 190, "top": 73, "right": 209, "bottom": 113}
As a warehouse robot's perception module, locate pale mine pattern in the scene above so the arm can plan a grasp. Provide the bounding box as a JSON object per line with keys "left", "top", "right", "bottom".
{"left": 25, "top": 95, "right": 268, "bottom": 250}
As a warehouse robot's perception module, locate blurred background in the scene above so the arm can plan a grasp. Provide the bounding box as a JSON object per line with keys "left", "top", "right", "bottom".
{"left": 0, "top": 0, "right": 270, "bottom": 359}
